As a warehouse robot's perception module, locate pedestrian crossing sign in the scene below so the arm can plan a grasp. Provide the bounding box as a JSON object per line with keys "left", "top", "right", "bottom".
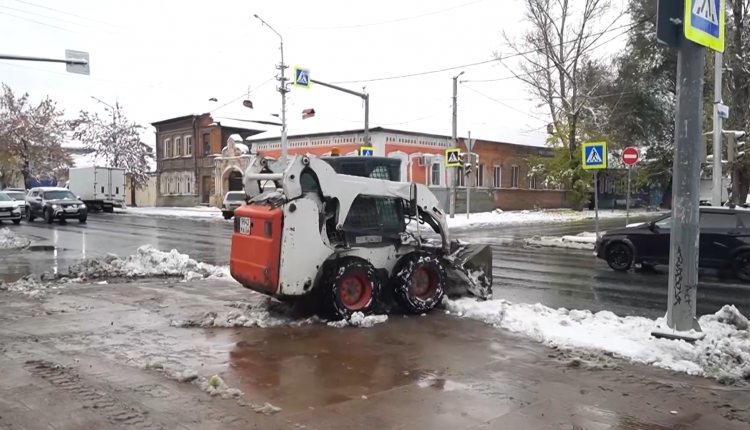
{"left": 294, "top": 66, "right": 311, "bottom": 88}
{"left": 581, "top": 141, "right": 607, "bottom": 170}
{"left": 685, "top": 0, "right": 724, "bottom": 52}
{"left": 359, "top": 146, "right": 374, "bottom": 156}
{"left": 445, "top": 148, "right": 461, "bottom": 167}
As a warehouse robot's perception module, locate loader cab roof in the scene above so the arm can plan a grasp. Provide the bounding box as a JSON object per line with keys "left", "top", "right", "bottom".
{"left": 319, "top": 156, "right": 402, "bottom": 182}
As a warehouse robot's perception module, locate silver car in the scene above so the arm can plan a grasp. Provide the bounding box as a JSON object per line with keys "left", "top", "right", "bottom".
{"left": 221, "top": 191, "right": 246, "bottom": 220}
{"left": 0, "top": 192, "right": 23, "bottom": 225}
{"left": 2, "top": 189, "right": 26, "bottom": 216}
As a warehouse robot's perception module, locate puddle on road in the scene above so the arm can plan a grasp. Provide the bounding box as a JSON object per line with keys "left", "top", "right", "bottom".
{"left": 0, "top": 246, "right": 84, "bottom": 283}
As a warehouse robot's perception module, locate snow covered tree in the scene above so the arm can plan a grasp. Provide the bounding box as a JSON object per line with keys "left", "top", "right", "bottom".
{"left": 725, "top": 0, "right": 750, "bottom": 203}
{"left": 71, "top": 101, "right": 152, "bottom": 188}
{"left": 0, "top": 84, "right": 72, "bottom": 188}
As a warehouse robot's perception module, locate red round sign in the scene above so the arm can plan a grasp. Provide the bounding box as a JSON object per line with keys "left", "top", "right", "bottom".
{"left": 622, "top": 147, "right": 639, "bottom": 166}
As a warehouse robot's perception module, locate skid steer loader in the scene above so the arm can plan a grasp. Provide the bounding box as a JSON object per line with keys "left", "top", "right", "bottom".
{"left": 229, "top": 154, "right": 493, "bottom": 319}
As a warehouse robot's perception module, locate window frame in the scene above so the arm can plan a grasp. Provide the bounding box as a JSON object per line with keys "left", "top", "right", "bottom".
{"left": 163, "top": 137, "right": 172, "bottom": 159}
{"left": 202, "top": 133, "right": 211, "bottom": 156}
{"left": 493, "top": 165, "right": 502, "bottom": 188}
{"left": 184, "top": 135, "right": 193, "bottom": 156}
{"left": 511, "top": 165, "right": 520, "bottom": 188}
{"left": 174, "top": 136, "right": 182, "bottom": 157}
{"left": 430, "top": 162, "right": 441, "bottom": 186}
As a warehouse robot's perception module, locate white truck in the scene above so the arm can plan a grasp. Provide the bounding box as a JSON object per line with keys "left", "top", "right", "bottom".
{"left": 67, "top": 166, "right": 126, "bottom": 213}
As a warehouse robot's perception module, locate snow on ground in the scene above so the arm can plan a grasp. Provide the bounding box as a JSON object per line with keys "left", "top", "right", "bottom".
{"left": 526, "top": 232, "right": 598, "bottom": 250}
{"left": 327, "top": 312, "right": 389, "bottom": 328}
{"left": 446, "top": 209, "right": 660, "bottom": 229}
{"left": 171, "top": 300, "right": 321, "bottom": 328}
{"left": 118, "top": 206, "right": 225, "bottom": 221}
{"left": 66, "top": 245, "right": 231, "bottom": 281}
{"left": 445, "top": 298, "right": 750, "bottom": 384}
{"left": 0, "top": 228, "right": 30, "bottom": 249}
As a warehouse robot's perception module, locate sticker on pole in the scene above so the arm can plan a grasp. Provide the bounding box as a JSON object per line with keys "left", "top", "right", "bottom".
{"left": 359, "top": 146, "right": 374, "bottom": 156}
{"left": 622, "top": 147, "right": 639, "bottom": 166}
{"left": 445, "top": 149, "right": 461, "bottom": 167}
{"left": 581, "top": 142, "right": 607, "bottom": 170}
{"left": 685, "top": 0, "right": 725, "bottom": 52}
{"left": 294, "top": 67, "right": 310, "bottom": 88}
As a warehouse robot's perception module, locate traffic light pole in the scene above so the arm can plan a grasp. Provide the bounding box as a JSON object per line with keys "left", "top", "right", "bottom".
{"left": 712, "top": 52, "right": 723, "bottom": 207}
{"left": 311, "top": 79, "right": 370, "bottom": 146}
{"left": 652, "top": 34, "right": 705, "bottom": 341}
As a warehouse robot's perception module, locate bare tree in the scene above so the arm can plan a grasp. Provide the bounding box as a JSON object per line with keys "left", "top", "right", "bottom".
{"left": 71, "top": 101, "right": 152, "bottom": 189}
{"left": 0, "top": 84, "right": 72, "bottom": 188}
{"left": 499, "top": 0, "right": 619, "bottom": 154}
{"left": 726, "top": 0, "right": 750, "bottom": 203}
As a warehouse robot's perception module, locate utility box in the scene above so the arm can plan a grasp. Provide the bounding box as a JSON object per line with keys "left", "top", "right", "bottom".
{"left": 67, "top": 166, "right": 126, "bottom": 212}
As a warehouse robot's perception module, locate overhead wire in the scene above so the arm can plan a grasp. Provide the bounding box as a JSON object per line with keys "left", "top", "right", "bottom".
{"left": 0, "top": 5, "right": 118, "bottom": 33}
{"left": 0, "top": 10, "right": 80, "bottom": 33}
{"left": 11, "top": 0, "right": 131, "bottom": 30}
{"left": 209, "top": 77, "right": 277, "bottom": 114}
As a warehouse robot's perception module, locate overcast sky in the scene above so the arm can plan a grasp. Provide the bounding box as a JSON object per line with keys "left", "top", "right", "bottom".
{"left": 0, "top": 0, "right": 628, "bottom": 147}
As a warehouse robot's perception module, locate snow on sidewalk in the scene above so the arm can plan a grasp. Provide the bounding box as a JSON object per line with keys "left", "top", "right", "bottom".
{"left": 446, "top": 209, "right": 656, "bottom": 229}
{"left": 526, "top": 232, "right": 598, "bottom": 250}
{"left": 118, "top": 206, "right": 225, "bottom": 221}
{"left": 0, "top": 228, "right": 30, "bottom": 249}
{"left": 445, "top": 298, "right": 750, "bottom": 383}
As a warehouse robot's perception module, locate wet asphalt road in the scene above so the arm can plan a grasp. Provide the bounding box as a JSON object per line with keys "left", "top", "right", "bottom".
{"left": 2, "top": 211, "right": 749, "bottom": 319}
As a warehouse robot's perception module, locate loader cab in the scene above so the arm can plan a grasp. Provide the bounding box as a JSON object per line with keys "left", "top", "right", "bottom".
{"left": 320, "top": 156, "right": 401, "bottom": 181}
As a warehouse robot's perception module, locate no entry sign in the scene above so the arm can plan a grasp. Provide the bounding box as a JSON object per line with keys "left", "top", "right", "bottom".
{"left": 622, "top": 147, "right": 639, "bottom": 166}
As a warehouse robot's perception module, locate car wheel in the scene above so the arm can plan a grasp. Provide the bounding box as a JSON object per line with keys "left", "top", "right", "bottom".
{"left": 79, "top": 216, "right": 87, "bottom": 224}
{"left": 732, "top": 252, "right": 750, "bottom": 283}
{"left": 44, "top": 209, "right": 54, "bottom": 224}
{"left": 606, "top": 242, "right": 633, "bottom": 271}
{"left": 12, "top": 219, "right": 20, "bottom": 225}
{"left": 223, "top": 214, "right": 233, "bottom": 220}
{"left": 26, "top": 207, "right": 34, "bottom": 222}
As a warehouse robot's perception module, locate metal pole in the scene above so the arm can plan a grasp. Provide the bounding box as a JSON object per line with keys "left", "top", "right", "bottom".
{"left": 467, "top": 131, "right": 471, "bottom": 219}
{"left": 712, "top": 52, "right": 723, "bottom": 207}
{"left": 656, "top": 36, "right": 705, "bottom": 338}
{"left": 0, "top": 54, "right": 87, "bottom": 65}
{"left": 279, "top": 39, "right": 288, "bottom": 166}
{"left": 594, "top": 170, "right": 599, "bottom": 238}
{"left": 450, "top": 73, "right": 463, "bottom": 218}
{"left": 364, "top": 94, "right": 370, "bottom": 146}
{"left": 626, "top": 166, "right": 631, "bottom": 226}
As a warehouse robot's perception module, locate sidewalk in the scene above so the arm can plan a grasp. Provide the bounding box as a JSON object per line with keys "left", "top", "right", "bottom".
{"left": 0, "top": 279, "right": 748, "bottom": 429}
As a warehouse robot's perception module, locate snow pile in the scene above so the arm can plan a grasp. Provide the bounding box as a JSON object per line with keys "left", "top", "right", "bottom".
{"left": 171, "top": 300, "right": 320, "bottom": 328}
{"left": 526, "top": 232, "right": 598, "bottom": 250}
{"left": 0, "top": 228, "right": 30, "bottom": 249}
{"left": 445, "top": 298, "right": 750, "bottom": 384}
{"left": 446, "top": 209, "right": 660, "bottom": 229}
{"left": 0, "top": 275, "right": 71, "bottom": 299}
{"left": 119, "top": 206, "right": 226, "bottom": 221}
{"left": 327, "top": 312, "right": 389, "bottom": 328}
{"left": 66, "top": 245, "right": 231, "bottom": 281}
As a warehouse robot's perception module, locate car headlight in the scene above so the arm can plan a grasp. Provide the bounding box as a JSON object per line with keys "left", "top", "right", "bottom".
{"left": 51, "top": 204, "right": 59, "bottom": 209}
{"left": 79, "top": 204, "right": 87, "bottom": 209}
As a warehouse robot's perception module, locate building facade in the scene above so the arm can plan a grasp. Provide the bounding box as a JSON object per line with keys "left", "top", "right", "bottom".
{"left": 151, "top": 114, "right": 263, "bottom": 207}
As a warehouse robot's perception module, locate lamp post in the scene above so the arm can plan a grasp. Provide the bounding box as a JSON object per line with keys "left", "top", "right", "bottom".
{"left": 254, "top": 14, "right": 289, "bottom": 166}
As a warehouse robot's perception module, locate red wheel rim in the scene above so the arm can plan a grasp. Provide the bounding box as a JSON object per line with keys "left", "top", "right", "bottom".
{"left": 338, "top": 273, "right": 373, "bottom": 310}
{"left": 410, "top": 268, "right": 436, "bottom": 300}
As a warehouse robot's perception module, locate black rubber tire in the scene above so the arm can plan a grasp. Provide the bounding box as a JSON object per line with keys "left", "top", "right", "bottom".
{"left": 606, "top": 242, "right": 633, "bottom": 271}
{"left": 103, "top": 206, "right": 114, "bottom": 213}
{"left": 26, "top": 207, "right": 34, "bottom": 222}
{"left": 320, "top": 258, "right": 381, "bottom": 320}
{"left": 12, "top": 219, "right": 20, "bottom": 225}
{"left": 79, "top": 216, "right": 87, "bottom": 224}
{"left": 391, "top": 252, "right": 446, "bottom": 314}
{"left": 732, "top": 252, "right": 750, "bottom": 283}
{"left": 44, "top": 209, "right": 54, "bottom": 224}
{"left": 223, "top": 214, "right": 233, "bottom": 220}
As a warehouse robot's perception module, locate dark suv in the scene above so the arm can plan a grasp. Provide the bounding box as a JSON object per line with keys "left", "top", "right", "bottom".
{"left": 25, "top": 187, "right": 88, "bottom": 224}
{"left": 596, "top": 207, "right": 750, "bottom": 281}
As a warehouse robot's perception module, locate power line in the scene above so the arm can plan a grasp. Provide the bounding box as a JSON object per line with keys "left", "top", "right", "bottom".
{"left": 209, "top": 77, "right": 277, "bottom": 114}
{"left": 287, "top": 0, "right": 484, "bottom": 30}
{"left": 330, "top": 17, "right": 650, "bottom": 85}
{"left": 0, "top": 10, "right": 80, "bottom": 33}
{"left": 460, "top": 83, "right": 549, "bottom": 123}
{"left": 0, "top": 59, "right": 149, "bottom": 86}
{"left": 0, "top": 5, "right": 118, "bottom": 33}
{"left": 12, "top": 0, "right": 131, "bottom": 30}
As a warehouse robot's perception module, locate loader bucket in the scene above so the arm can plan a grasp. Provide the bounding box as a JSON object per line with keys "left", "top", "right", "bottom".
{"left": 441, "top": 241, "right": 493, "bottom": 300}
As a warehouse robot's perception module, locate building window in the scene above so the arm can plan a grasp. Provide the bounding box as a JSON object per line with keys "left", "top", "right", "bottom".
{"left": 176, "top": 175, "right": 181, "bottom": 194}
{"left": 456, "top": 166, "right": 466, "bottom": 187}
{"left": 163, "top": 138, "right": 171, "bottom": 159}
{"left": 493, "top": 166, "right": 502, "bottom": 188}
{"left": 203, "top": 134, "right": 210, "bottom": 155}
{"left": 530, "top": 174, "right": 538, "bottom": 189}
{"left": 511, "top": 165, "right": 520, "bottom": 188}
{"left": 184, "top": 135, "right": 193, "bottom": 156}
{"left": 431, "top": 163, "right": 441, "bottom": 186}
{"left": 186, "top": 175, "right": 191, "bottom": 194}
{"left": 174, "top": 137, "right": 182, "bottom": 157}
{"left": 475, "top": 164, "right": 485, "bottom": 187}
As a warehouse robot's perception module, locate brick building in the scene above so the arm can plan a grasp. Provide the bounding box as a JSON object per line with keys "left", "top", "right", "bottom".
{"left": 150, "top": 113, "right": 264, "bottom": 207}
{"left": 250, "top": 126, "right": 571, "bottom": 212}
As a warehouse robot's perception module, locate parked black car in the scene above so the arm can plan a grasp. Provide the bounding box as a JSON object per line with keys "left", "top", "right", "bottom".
{"left": 25, "top": 187, "right": 88, "bottom": 224}
{"left": 596, "top": 207, "right": 750, "bottom": 281}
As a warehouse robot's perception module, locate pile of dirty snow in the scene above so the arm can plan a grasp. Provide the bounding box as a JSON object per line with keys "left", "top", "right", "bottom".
{"left": 171, "top": 300, "right": 320, "bottom": 328}
{"left": 526, "top": 232, "right": 598, "bottom": 250}
{"left": 66, "top": 245, "right": 231, "bottom": 281}
{"left": 0, "top": 228, "right": 30, "bottom": 249}
{"left": 328, "top": 312, "right": 388, "bottom": 328}
{"left": 445, "top": 298, "right": 750, "bottom": 384}
{"left": 0, "top": 274, "right": 71, "bottom": 299}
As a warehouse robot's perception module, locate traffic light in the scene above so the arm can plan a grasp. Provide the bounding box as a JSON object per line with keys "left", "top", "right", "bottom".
{"left": 727, "top": 131, "right": 746, "bottom": 162}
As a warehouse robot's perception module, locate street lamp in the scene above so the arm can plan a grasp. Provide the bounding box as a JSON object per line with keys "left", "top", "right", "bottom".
{"left": 254, "top": 14, "right": 289, "bottom": 166}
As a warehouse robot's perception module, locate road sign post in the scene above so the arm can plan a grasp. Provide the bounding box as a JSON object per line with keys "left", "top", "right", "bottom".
{"left": 650, "top": 0, "right": 722, "bottom": 341}
{"left": 622, "top": 147, "right": 640, "bottom": 225}
{"left": 581, "top": 142, "right": 607, "bottom": 238}
{"left": 466, "top": 132, "right": 475, "bottom": 219}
